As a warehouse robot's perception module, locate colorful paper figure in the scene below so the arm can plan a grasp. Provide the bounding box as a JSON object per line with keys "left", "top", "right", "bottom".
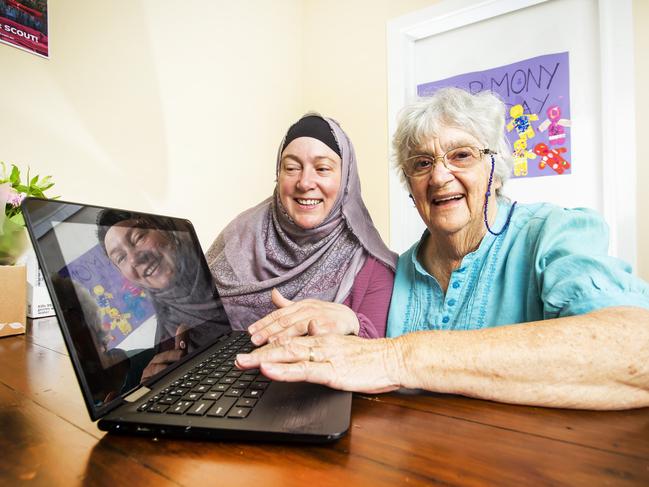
{"left": 533, "top": 143, "right": 570, "bottom": 175}
{"left": 93, "top": 284, "right": 134, "bottom": 341}
{"left": 506, "top": 104, "right": 539, "bottom": 139}
{"left": 121, "top": 282, "right": 148, "bottom": 321}
{"left": 538, "top": 105, "right": 571, "bottom": 146}
{"left": 512, "top": 137, "right": 537, "bottom": 177}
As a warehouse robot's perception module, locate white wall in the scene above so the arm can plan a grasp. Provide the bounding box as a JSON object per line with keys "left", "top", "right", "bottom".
{"left": 634, "top": 0, "right": 649, "bottom": 281}
{"left": 0, "top": 0, "right": 303, "bottom": 249}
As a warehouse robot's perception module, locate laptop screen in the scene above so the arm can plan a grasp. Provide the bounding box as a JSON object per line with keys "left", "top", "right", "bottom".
{"left": 22, "top": 199, "right": 231, "bottom": 420}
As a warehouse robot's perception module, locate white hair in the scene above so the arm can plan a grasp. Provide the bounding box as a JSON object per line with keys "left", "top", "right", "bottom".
{"left": 392, "top": 87, "right": 513, "bottom": 196}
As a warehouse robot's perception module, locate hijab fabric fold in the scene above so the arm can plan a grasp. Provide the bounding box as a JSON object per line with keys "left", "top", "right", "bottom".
{"left": 207, "top": 115, "right": 397, "bottom": 329}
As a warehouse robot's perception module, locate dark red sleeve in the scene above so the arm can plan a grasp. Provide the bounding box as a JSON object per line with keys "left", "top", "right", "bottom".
{"left": 342, "top": 255, "right": 395, "bottom": 338}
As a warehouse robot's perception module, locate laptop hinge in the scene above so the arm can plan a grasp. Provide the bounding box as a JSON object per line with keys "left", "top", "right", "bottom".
{"left": 124, "top": 386, "right": 151, "bottom": 403}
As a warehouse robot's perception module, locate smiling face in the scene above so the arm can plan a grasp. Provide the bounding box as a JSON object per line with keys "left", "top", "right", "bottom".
{"left": 278, "top": 136, "right": 342, "bottom": 229}
{"left": 407, "top": 125, "right": 499, "bottom": 239}
{"left": 103, "top": 220, "right": 177, "bottom": 290}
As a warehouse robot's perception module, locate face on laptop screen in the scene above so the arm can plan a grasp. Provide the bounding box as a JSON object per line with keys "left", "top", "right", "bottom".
{"left": 26, "top": 201, "right": 231, "bottom": 413}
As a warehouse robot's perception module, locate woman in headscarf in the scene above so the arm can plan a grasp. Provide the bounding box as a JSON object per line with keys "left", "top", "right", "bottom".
{"left": 207, "top": 114, "right": 397, "bottom": 345}
{"left": 98, "top": 210, "right": 230, "bottom": 381}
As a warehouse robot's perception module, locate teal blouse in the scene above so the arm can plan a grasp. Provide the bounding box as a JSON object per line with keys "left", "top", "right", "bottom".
{"left": 386, "top": 202, "right": 649, "bottom": 337}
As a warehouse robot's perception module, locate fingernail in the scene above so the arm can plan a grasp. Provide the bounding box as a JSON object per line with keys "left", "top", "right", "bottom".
{"left": 236, "top": 353, "right": 249, "bottom": 364}
{"left": 251, "top": 334, "right": 262, "bottom": 345}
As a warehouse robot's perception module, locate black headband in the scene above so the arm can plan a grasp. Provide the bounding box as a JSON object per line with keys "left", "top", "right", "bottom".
{"left": 281, "top": 115, "right": 341, "bottom": 157}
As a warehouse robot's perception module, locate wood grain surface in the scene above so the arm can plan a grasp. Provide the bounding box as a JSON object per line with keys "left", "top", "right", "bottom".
{"left": 0, "top": 318, "right": 646, "bottom": 486}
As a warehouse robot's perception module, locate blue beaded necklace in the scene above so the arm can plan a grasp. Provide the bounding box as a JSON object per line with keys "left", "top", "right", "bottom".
{"left": 483, "top": 153, "right": 516, "bottom": 236}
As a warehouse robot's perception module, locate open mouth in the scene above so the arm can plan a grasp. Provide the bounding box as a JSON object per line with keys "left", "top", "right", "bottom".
{"left": 294, "top": 198, "right": 323, "bottom": 208}
{"left": 143, "top": 257, "right": 161, "bottom": 278}
{"left": 432, "top": 194, "right": 464, "bottom": 206}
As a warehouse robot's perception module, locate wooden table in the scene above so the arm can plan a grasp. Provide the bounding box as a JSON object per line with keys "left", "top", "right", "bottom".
{"left": 1, "top": 317, "right": 648, "bottom": 486}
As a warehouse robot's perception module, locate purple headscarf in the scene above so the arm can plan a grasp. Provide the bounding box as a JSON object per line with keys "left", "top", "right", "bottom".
{"left": 206, "top": 114, "right": 397, "bottom": 329}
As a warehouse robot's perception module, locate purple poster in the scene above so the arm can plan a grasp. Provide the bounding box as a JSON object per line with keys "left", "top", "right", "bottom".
{"left": 417, "top": 52, "right": 571, "bottom": 179}
{"left": 59, "top": 245, "right": 155, "bottom": 350}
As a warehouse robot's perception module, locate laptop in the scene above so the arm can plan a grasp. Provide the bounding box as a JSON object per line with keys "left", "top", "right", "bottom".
{"left": 22, "top": 197, "right": 351, "bottom": 442}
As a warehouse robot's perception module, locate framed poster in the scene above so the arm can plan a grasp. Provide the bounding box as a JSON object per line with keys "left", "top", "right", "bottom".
{"left": 0, "top": 0, "right": 48, "bottom": 58}
{"left": 387, "top": 0, "right": 636, "bottom": 267}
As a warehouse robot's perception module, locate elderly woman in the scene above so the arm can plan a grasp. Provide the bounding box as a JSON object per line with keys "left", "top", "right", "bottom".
{"left": 207, "top": 114, "right": 397, "bottom": 344}
{"left": 236, "top": 88, "right": 649, "bottom": 410}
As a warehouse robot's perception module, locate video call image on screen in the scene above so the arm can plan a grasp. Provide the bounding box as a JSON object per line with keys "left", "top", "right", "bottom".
{"left": 40, "top": 206, "right": 230, "bottom": 408}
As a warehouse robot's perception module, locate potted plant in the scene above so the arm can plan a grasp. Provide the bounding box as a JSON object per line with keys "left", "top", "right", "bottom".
{"left": 0, "top": 162, "right": 55, "bottom": 338}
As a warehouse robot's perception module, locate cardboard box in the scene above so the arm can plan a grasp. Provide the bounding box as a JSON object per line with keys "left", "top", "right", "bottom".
{"left": 0, "top": 265, "right": 26, "bottom": 337}
{"left": 24, "top": 249, "right": 55, "bottom": 319}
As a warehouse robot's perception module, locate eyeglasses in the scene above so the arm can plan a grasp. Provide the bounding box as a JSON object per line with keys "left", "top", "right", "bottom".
{"left": 402, "top": 146, "right": 497, "bottom": 178}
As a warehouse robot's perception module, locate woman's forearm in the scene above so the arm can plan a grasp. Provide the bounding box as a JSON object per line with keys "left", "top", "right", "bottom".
{"left": 394, "top": 306, "right": 649, "bottom": 410}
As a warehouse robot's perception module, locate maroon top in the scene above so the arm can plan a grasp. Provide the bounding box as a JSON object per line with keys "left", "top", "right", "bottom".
{"left": 343, "top": 256, "right": 395, "bottom": 338}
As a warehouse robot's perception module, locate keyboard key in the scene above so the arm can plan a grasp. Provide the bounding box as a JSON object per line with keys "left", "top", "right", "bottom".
{"left": 159, "top": 395, "right": 180, "bottom": 405}
{"left": 249, "top": 381, "right": 269, "bottom": 390}
{"left": 168, "top": 400, "right": 194, "bottom": 415}
{"left": 137, "top": 402, "right": 151, "bottom": 412}
{"left": 228, "top": 407, "right": 251, "bottom": 419}
{"left": 148, "top": 404, "right": 169, "bottom": 413}
{"left": 235, "top": 398, "right": 258, "bottom": 408}
{"left": 206, "top": 397, "right": 237, "bottom": 417}
{"left": 187, "top": 400, "right": 215, "bottom": 416}
{"left": 204, "top": 391, "right": 223, "bottom": 401}
{"left": 234, "top": 381, "right": 250, "bottom": 389}
{"left": 243, "top": 389, "right": 263, "bottom": 399}
{"left": 170, "top": 387, "right": 189, "bottom": 396}
{"left": 226, "top": 370, "right": 243, "bottom": 378}
{"left": 201, "top": 377, "right": 218, "bottom": 385}
{"left": 183, "top": 392, "right": 203, "bottom": 401}
{"left": 212, "top": 384, "right": 229, "bottom": 392}
{"left": 255, "top": 375, "right": 271, "bottom": 383}
{"left": 181, "top": 381, "right": 198, "bottom": 388}
{"left": 220, "top": 377, "right": 236, "bottom": 384}
{"left": 225, "top": 388, "right": 244, "bottom": 398}
{"left": 192, "top": 384, "right": 211, "bottom": 393}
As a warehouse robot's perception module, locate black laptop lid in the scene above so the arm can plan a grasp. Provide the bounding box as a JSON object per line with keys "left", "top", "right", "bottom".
{"left": 22, "top": 198, "right": 231, "bottom": 420}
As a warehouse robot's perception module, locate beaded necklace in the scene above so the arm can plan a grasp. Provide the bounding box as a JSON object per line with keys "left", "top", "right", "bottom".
{"left": 483, "top": 154, "right": 516, "bottom": 236}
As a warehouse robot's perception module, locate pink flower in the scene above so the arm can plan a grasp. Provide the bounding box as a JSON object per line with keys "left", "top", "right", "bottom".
{"left": 7, "top": 188, "right": 26, "bottom": 207}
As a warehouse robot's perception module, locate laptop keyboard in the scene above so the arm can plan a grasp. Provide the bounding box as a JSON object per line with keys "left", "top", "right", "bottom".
{"left": 136, "top": 333, "right": 269, "bottom": 419}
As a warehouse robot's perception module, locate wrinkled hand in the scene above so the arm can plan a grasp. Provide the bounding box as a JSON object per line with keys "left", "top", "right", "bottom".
{"left": 141, "top": 323, "right": 190, "bottom": 382}
{"left": 247, "top": 289, "right": 360, "bottom": 346}
{"left": 235, "top": 331, "right": 403, "bottom": 394}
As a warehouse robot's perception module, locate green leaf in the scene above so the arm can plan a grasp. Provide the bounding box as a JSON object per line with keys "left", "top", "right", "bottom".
{"left": 9, "top": 165, "right": 20, "bottom": 184}
{"left": 8, "top": 213, "right": 24, "bottom": 226}
{"left": 30, "top": 174, "right": 39, "bottom": 186}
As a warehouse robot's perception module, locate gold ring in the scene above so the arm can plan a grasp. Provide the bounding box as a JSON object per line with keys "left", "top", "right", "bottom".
{"left": 308, "top": 347, "right": 315, "bottom": 362}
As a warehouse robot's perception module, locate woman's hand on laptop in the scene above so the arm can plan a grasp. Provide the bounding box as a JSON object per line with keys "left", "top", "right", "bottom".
{"left": 247, "top": 289, "right": 360, "bottom": 346}
{"left": 235, "top": 333, "right": 402, "bottom": 394}
{"left": 140, "top": 323, "right": 191, "bottom": 382}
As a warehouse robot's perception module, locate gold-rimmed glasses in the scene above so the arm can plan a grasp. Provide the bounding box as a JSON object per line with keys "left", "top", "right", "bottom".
{"left": 402, "top": 146, "right": 497, "bottom": 178}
